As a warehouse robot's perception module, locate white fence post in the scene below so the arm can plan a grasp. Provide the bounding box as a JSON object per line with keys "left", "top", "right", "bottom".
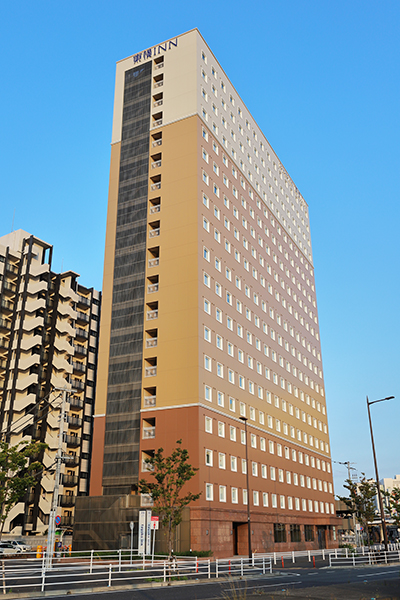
{"left": 352, "top": 554, "right": 355, "bottom": 567}
{"left": 308, "top": 550, "right": 311, "bottom": 562}
{"left": 335, "top": 548, "right": 337, "bottom": 558}
{"left": 208, "top": 559, "right": 211, "bottom": 579}
{"left": 322, "top": 549, "right": 325, "bottom": 560}
{"left": 345, "top": 548, "right": 348, "bottom": 558}
{"left": 90, "top": 549, "right": 93, "bottom": 574}
{"left": 241, "top": 558, "right": 243, "bottom": 577}
{"left": 292, "top": 551, "right": 295, "bottom": 563}
{"left": 119, "top": 549, "right": 121, "bottom": 572}
{"left": 108, "top": 564, "right": 112, "bottom": 587}
{"left": 262, "top": 556, "right": 265, "bottom": 574}
{"left": 274, "top": 552, "right": 277, "bottom": 565}
{"left": 41, "top": 568, "right": 46, "bottom": 593}
{"left": 163, "top": 561, "right": 166, "bottom": 583}
{"left": 216, "top": 558, "right": 219, "bottom": 578}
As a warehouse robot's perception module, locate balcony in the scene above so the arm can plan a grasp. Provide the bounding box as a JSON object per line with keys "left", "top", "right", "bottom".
{"left": 149, "top": 228, "right": 160, "bottom": 238}
{"left": 60, "top": 515, "right": 74, "bottom": 527}
{"left": 146, "top": 337, "right": 158, "bottom": 348}
{"left": 143, "top": 427, "right": 156, "bottom": 439}
{"left": 67, "top": 415, "right": 82, "bottom": 429}
{"left": 151, "top": 160, "right": 162, "bottom": 168}
{"left": 0, "top": 318, "right": 11, "bottom": 333}
{"left": 153, "top": 81, "right": 163, "bottom": 88}
{"left": 145, "top": 366, "right": 157, "bottom": 377}
{"left": 76, "top": 311, "right": 90, "bottom": 324}
{"left": 142, "top": 461, "right": 154, "bottom": 473}
{"left": 70, "top": 378, "right": 84, "bottom": 391}
{"left": 62, "top": 474, "right": 79, "bottom": 487}
{"left": 149, "top": 204, "right": 161, "bottom": 214}
{"left": 146, "top": 310, "right": 158, "bottom": 320}
{"left": 2, "top": 281, "right": 16, "bottom": 295}
{"left": 64, "top": 434, "right": 81, "bottom": 448}
{"left": 74, "top": 344, "right": 87, "bottom": 356}
{"left": 0, "top": 299, "right": 13, "bottom": 313}
{"left": 62, "top": 454, "right": 79, "bottom": 468}
{"left": 144, "top": 395, "right": 156, "bottom": 407}
{"left": 0, "top": 337, "right": 10, "bottom": 351}
{"left": 148, "top": 258, "right": 159, "bottom": 268}
{"left": 0, "top": 358, "right": 6, "bottom": 370}
{"left": 151, "top": 182, "right": 161, "bottom": 191}
{"left": 152, "top": 139, "right": 162, "bottom": 147}
{"left": 153, "top": 119, "right": 162, "bottom": 127}
{"left": 60, "top": 495, "right": 76, "bottom": 507}
{"left": 75, "top": 328, "right": 89, "bottom": 340}
{"left": 77, "top": 295, "right": 90, "bottom": 308}
{"left": 72, "top": 361, "right": 86, "bottom": 374}
{"left": 147, "top": 283, "right": 159, "bottom": 294}
{"left": 69, "top": 396, "right": 84, "bottom": 410}
{"left": 153, "top": 99, "right": 163, "bottom": 107}
{"left": 154, "top": 62, "right": 164, "bottom": 70}
{"left": 5, "top": 262, "right": 18, "bottom": 276}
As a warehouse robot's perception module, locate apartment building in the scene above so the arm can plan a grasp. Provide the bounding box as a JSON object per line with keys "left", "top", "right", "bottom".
{"left": 0, "top": 230, "right": 100, "bottom": 536}
{"left": 88, "top": 29, "right": 338, "bottom": 554}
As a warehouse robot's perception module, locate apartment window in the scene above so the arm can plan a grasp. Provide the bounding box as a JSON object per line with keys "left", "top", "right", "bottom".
{"left": 252, "top": 462, "right": 258, "bottom": 476}
{"left": 270, "top": 466, "right": 276, "bottom": 480}
{"left": 204, "top": 355, "right": 211, "bottom": 371}
{"left": 205, "top": 417, "right": 212, "bottom": 433}
{"left": 217, "top": 363, "right": 223, "bottom": 378}
{"left": 243, "top": 489, "right": 248, "bottom": 505}
{"left": 229, "top": 397, "right": 235, "bottom": 411}
{"left": 251, "top": 433, "right": 257, "bottom": 448}
{"left": 231, "top": 455, "right": 237, "bottom": 471}
{"left": 263, "top": 492, "right": 269, "bottom": 507}
{"left": 253, "top": 491, "right": 259, "bottom": 506}
{"left": 216, "top": 334, "right": 223, "bottom": 350}
{"left": 217, "top": 391, "right": 224, "bottom": 407}
{"left": 228, "top": 369, "right": 234, "bottom": 383}
{"left": 216, "top": 308, "right": 222, "bottom": 322}
{"left": 204, "top": 326, "right": 211, "bottom": 342}
{"left": 241, "top": 459, "right": 247, "bottom": 474}
{"left": 205, "top": 449, "right": 213, "bottom": 466}
{"left": 206, "top": 483, "right": 213, "bottom": 501}
{"left": 218, "top": 453, "right": 226, "bottom": 469}
{"left": 218, "top": 421, "right": 225, "bottom": 437}
{"left": 204, "top": 299, "right": 211, "bottom": 314}
{"left": 230, "top": 426, "right": 236, "bottom": 441}
{"left": 231, "top": 487, "right": 238, "bottom": 503}
{"left": 290, "top": 524, "right": 301, "bottom": 542}
{"left": 260, "top": 437, "right": 266, "bottom": 451}
{"left": 271, "top": 494, "right": 277, "bottom": 508}
{"left": 203, "top": 217, "right": 210, "bottom": 232}
{"left": 205, "top": 385, "right": 212, "bottom": 402}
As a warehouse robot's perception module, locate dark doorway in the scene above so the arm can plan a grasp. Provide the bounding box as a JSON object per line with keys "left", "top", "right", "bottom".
{"left": 317, "top": 526, "right": 326, "bottom": 549}
{"left": 232, "top": 522, "right": 247, "bottom": 555}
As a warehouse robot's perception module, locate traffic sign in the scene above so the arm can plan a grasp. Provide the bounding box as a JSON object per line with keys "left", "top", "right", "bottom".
{"left": 150, "top": 516, "right": 159, "bottom": 530}
{"left": 55, "top": 516, "right": 61, "bottom": 526}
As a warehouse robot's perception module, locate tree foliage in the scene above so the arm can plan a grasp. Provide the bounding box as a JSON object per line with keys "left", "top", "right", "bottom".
{"left": 384, "top": 487, "right": 400, "bottom": 528}
{"left": 337, "top": 473, "right": 377, "bottom": 541}
{"left": 0, "top": 440, "right": 47, "bottom": 538}
{"left": 138, "top": 440, "right": 201, "bottom": 556}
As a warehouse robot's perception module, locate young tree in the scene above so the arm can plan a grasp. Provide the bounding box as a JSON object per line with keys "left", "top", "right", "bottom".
{"left": 0, "top": 440, "right": 47, "bottom": 539}
{"left": 385, "top": 487, "right": 400, "bottom": 529}
{"left": 337, "top": 473, "right": 377, "bottom": 543}
{"left": 138, "top": 440, "right": 201, "bottom": 557}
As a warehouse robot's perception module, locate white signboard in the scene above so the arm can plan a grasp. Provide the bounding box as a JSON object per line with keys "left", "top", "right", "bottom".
{"left": 146, "top": 510, "right": 152, "bottom": 555}
{"left": 138, "top": 510, "right": 146, "bottom": 555}
{"left": 151, "top": 516, "right": 159, "bottom": 530}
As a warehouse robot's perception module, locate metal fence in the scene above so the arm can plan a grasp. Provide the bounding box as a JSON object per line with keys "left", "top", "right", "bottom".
{"left": 329, "top": 547, "right": 400, "bottom": 567}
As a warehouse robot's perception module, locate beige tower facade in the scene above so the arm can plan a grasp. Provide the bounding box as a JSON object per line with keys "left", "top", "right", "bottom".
{"left": 89, "top": 29, "right": 338, "bottom": 555}
{"left": 0, "top": 230, "right": 100, "bottom": 536}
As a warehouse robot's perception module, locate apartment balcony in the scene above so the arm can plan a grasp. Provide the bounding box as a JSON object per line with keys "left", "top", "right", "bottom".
{"left": 60, "top": 515, "right": 74, "bottom": 527}
{"left": 142, "top": 460, "right": 154, "bottom": 473}
{"left": 151, "top": 182, "right": 161, "bottom": 191}
{"left": 148, "top": 258, "right": 159, "bottom": 268}
{"left": 151, "top": 160, "right": 162, "bottom": 168}
{"left": 153, "top": 119, "right": 162, "bottom": 127}
{"left": 62, "top": 454, "right": 79, "bottom": 468}
{"left": 64, "top": 434, "right": 81, "bottom": 448}
{"left": 77, "top": 295, "right": 90, "bottom": 309}
{"left": 153, "top": 81, "right": 163, "bottom": 88}
{"left": 0, "top": 318, "right": 11, "bottom": 333}
{"left": 0, "top": 358, "right": 7, "bottom": 370}
{"left": 67, "top": 415, "right": 82, "bottom": 429}
{"left": 73, "top": 344, "right": 87, "bottom": 356}
{"left": 149, "top": 228, "right": 160, "bottom": 238}
{"left": 141, "top": 494, "right": 154, "bottom": 507}
{"left": 143, "top": 427, "right": 156, "bottom": 439}
{"left": 59, "top": 495, "right": 76, "bottom": 507}
{"left": 75, "top": 328, "right": 89, "bottom": 340}
{"left": 154, "top": 62, "right": 163, "bottom": 70}
{"left": 0, "top": 299, "right": 13, "bottom": 313}
{"left": 61, "top": 474, "right": 79, "bottom": 487}
{"left": 152, "top": 138, "right": 162, "bottom": 148}
{"left": 145, "top": 337, "right": 158, "bottom": 348}
{"left": 70, "top": 378, "right": 84, "bottom": 391}
{"left": 0, "top": 379, "right": 4, "bottom": 391}
{"left": 0, "top": 337, "right": 10, "bottom": 351}
{"left": 5, "top": 262, "right": 19, "bottom": 276}
{"left": 2, "top": 281, "right": 16, "bottom": 296}
{"left": 145, "top": 366, "right": 157, "bottom": 377}
{"left": 144, "top": 395, "right": 156, "bottom": 408}
{"left": 149, "top": 204, "right": 161, "bottom": 214}
{"left": 153, "top": 99, "right": 163, "bottom": 108}
{"left": 147, "top": 283, "right": 159, "bottom": 294}
{"left": 72, "top": 361, "right": 86, "bottom": 374}
{"left": 146, "top": 310, "right": 158, "bottom": 320}
{"left": 69, "top": 396, "right": 84, "bottom": 410}
{"left": 76, "top": 311, "right": 90, "bottom": 324}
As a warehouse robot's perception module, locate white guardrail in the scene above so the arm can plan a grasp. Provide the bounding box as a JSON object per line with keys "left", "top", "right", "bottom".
{"left": 0, "top": 551, "right": 272, "bottom": 594}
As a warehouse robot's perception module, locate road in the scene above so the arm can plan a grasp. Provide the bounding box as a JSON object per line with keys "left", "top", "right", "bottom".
{"left": 24, "top": 564, "right": 400, "bottom": 600}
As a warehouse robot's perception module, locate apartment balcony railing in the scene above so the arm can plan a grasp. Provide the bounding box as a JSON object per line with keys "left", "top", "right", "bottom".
{"left": 151, "top": 160, "right": 162, "bottom": 168}
{"left": 149, "top": 228, "right": 160, "bottom": 238}
{"left": 143, "top": 427, "right": 156, "bottom": 439}
{"left": 141, "top": 494, "right": 154, "bottom": 507}
{"left": 153, "top": 81, "right": 163, "bottom": 88}
{"left": 146, "top": 310, "right": 158, "bottom": 320}
{"left": 67, "top": 415, "right": 82, "bottom": 429}
{"left": 0, "top": 318, "right": 11, "bottom": 331}
{"left": 0, "top": 358, "right": 7, "bottom": 369}
{"left": 0, "top": 299, "right": 13, "bottom": 312}
{"left": 69, "top": 396, "right": 84, "bottom": 410}
{"left": 149, "top": 204, "right": 160, "bottom": 214}
{"left": 153, "top": 99, "right": 163, "bottom": 107}
{"left": 153, "top": 119, "right": 162, "bottom": 127}
{"left": 62, "top": 474, "right": 79, "bottom": 487}
{"left": 5, "top": 262, "right": 18, "bottom": 275}
{"left": 60, "top": 515, "right": 74, "bottom": 527}
{"left": 145, "top": 366, "right": 157, "bottom": 377}
{"left": 144, "top": 395, "right": 156, "bottom": 407}
{"left": 75, "top": 328, "right": 89, "bottom": 340}
{"left": 73, "top": 344, "right": 87, "bottom": 356}
{"left": 147, "top": 283, "right": 159, "bottom": 294}
{"left": 151, "top": 183, "right": 161, "bottom": 191}
{"left": 59, "top": 495, "right": 76, "bottom": 507}
{"left": 154, "top": 62, "right": 164, "bottom": 70}
{"left": 64, "top": 434, "right": 81, "bottom": 448}
{"left": 148, "top": 258, "right": 159, "bottom": 268}
{"left": 70, "top": 378, "right": 85, "bottom": 391}
{"left": 142, "top": 461, "right": 154, "bottom": 473}
{"left": 2, "top": 281, "right": 16, "bottom": 294}
{"left": 77, "top": 295, "right": 90, "bottom": 308}
{"left": 76, "top": 311, "right": 90, "bottom": 323}
{"left": 152, "top": 139, "right": 162, "bottom": 147}
{"left": 0, "top": 337, "right": 10, "bottom": 350}
{"left": 62, "top": 454, "right": 79, "bottom": 467}
{"left": 72, "top": 361, "right": 86, "bottom": 373}
{"left": 145, "top": 338, "right": 158, "bottom": 348}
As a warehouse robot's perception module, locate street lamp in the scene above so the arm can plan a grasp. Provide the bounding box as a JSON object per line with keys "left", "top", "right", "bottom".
{"left": 239, "top": 416, "right": 252, "bottom": 561}
{"left": 366, "top": 395, "right": 394, "bottom": 552}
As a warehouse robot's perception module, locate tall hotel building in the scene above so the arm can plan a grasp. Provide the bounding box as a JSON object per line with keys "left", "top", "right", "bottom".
{"left": 89, "top": 29, "right": 338, "bottom": 554}
{"left": 0, "top": 230, "right": 100, "bottom": 536}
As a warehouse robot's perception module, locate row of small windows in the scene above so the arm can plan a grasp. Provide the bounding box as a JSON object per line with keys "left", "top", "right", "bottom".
{"left": 205, "top": 483, "right": 334, "bottom": 514}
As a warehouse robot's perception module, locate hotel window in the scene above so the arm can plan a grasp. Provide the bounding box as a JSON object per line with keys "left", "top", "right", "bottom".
{"left": 206, "top": 483, "right": 213, "bottom": 501}
{"left": 227, "top": 316, "right": 233, "bottom": 330}
{"left": 229, "top": 397, "right": 235, "bottom": 411}
{"left": 218, "top": 421, "right": 225, "bottom": 437}
{"left": 204, "top": 355, "right": 211, "bottom": 371}
{"left": 231, "top": 456, "right": 237, "bottom": 471}
{"left": 253, "top": 491, "right": 259, "bottom": 506}
{"left": 205, "top": 417, "right": 212, "bottom": 433}
{"left": 203, "top": 171, "right": 209, "bottom": 185}
{"left": 215, "top": 282, "right": 222, "bottom": 297}
{"left": 217, "top": 363, "right": 223, "bottom": 377}
{"left": 216, "top": 334, "right": 223, "bottom": 350}
{"left": 243, "top": 489, "right": 248, "bottom": 505}
{"left": 205, "top": 449, "right": 213, "bottom": 466}
{"left": 241, "top": 458, "right": 247, "bottom": 474}
{"left": 228, "top": 369, "right": 234, "bottom": 383}
{"left": 214, "top": 229, "right": 221, "bottom": 242}
{"left": 204, "top": 326, "right": 211, "bottom": 342}
{"left": 239, "top": 376, "right": 245, "bottom": 389}
{"left": 204, "top": 299, "right": 211, "bottom": 314}
{"left": 215, "top": 257, "right": 221, "bottom": 271}
{"left": 231, "top": 487, "right": 238, "bottom": 503}
{"left": 227, "top": 342, "right": 233, "bottom": 356}
{"left": 230, "top": 426, "right": 236, "bottom": 441}
{"left": 270, "top": 466, "right": 276, "bottom": 480}
{"left": 216, "top": 308, "right": 222, "bottom": 322}
{"left": 203, "top": 217, "right": 210, "bottom": 232}
{"left": 204, "top": 385, "right": 211, "bottom": 402}
{"left": 217, "top": 391, "right": 224, "bottom": 407}
{"left": 202, "top": 149, "right": 209, "bottom": 163}
{"left": 203, "top": 247, "right": 210, "bottom": 261}
{"left": 203, "top": 194, "right": 209, "bottom": 208}
{"left": 219, "top": 453, "right": 226, "bottom": 469}
{"left": 263, "top": 492, "right": 269, "bottom": 507}
{"left": 252, "top": 462, "right": 258, "bottom": 476}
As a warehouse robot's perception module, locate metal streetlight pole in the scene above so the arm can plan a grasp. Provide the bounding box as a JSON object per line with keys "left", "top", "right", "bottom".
{"left": 239, "top": 416, "right": 252, "bottom": 561}
{"left": 366, "top": 395, "right": 394, "bottom": 552}
{"left": 334, "top": 460, "right": 358, "bottom": 545}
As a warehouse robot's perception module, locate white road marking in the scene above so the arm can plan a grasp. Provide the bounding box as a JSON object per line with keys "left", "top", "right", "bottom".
{"left": 357, "top": 570, "right": 398, "bottom": 578}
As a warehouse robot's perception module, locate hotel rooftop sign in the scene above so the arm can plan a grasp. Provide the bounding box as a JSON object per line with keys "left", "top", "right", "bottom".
{"left": 133, "top": 37, "right": 178, "bottom": 63}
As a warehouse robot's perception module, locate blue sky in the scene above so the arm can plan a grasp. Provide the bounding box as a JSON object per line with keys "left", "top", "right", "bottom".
{"left": 1, "top": 0, "right": 399, "bottom": 495}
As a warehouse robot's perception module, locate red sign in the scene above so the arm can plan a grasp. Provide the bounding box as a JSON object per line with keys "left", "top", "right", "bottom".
{"left": 150, "top": 516, "right": 159, "bottom": 530}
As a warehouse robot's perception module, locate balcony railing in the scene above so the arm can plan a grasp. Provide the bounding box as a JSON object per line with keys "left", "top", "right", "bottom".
{"left": 152, "top": 139, "right": 162, "bottom": 147}
{"left": 150, "top": 183, "right": 161, "bottom": 191}
{"left": 73, "top": 344, "right": 87, "bottom": 356}
{"left": 153, "top": 99, "right": 163, "bottom": 107}
{"left": 60, "top": 515, "right": 74, "bottom": 527}
{"left": 144, "top": 395, "right": 156, "bottom": 407}
{"left": 60, "top": 495, "right": 76, "bottom": 507}
{"left": 69, "top": 396, "right": 84, "bottom": 409}
{"left": 0, "top": 299, "right": 13, "bottom": 311}
{"left": 147, "top": 283, "right": 159, "bottom": 293}
{"left": 154, "top": 62, "right": 164, "bottom": 70}
{"left": 142, "top": 461, "right": 154, "bottom": 473}
{"left": 5, "top": 262, "right": 18, "bottom": 275}
{"left": 145, "top": 337, "right": 158, "bottom": 348}
{"left": 146, "top": 310, "right": 158, "bottom": 320}
{"left": 0, "top": 337, "right": 10, "bottom": 350}
{"left": 148, "top": 258, "right": 159, "bottom": 268}
{"left": 72, "top": 361, "right": 86, "bottom": 373}
{"left": 145, "top": 366, "right": 157, "bottom": 377}
{"left": 76, "top": 311, "right": 90, "bottom": 323}
{"left": 2, "top": 281, "right": 16, "bottom": 294}
{"left": 151, "top": 160, "right": 162, "bottom": 168}
{"left": 149, "top": 228, "right": 160, "bottom": 238}
{"left": 64, "top": 434, "right": 81, "bottom": 448}
{"left": 62, "top": 474, "right": 79, "bottom": 487}
{"left": 143, "top": 427, "right": 156, "bottom": 439}
{"left": 149, "top": 204, "right": 160, "bottom": 214}
{"left": 77, "top": 295, "right": 90, "bottom": 307}
{"left": 0, "top": 318, "right": 11, "bottom": 331}
{"left": 153, "top": 81, "right": 163, "bottom": 88}
{"left": 70, "top": 378, "right": 84, "bottom": 391}
{"left": 67, "top": 415, "right": 82, "bottom": 428}
{"left": 75, "top": 328, "right": 89, "bottom": 340}
{"left": 153, "top": 119, "right": 162, "bottom": 127}
{"left": 141, "top": 494, "right": 154, "bottom": 506}
{"left": 62, "top": 454, "right": 79, "bottom": 467}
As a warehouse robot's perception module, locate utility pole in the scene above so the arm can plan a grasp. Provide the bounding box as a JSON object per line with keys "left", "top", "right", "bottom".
{"left": 46, "top": 388, "right": 68, "bottom": 569}
{"left": 240, "top": 416, "right": 252, "bottom": 561}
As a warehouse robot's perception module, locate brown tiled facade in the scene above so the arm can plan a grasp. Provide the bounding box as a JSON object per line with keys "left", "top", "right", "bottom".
{"left": 88, "top": 29, "right": 339, "bottom": 556}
